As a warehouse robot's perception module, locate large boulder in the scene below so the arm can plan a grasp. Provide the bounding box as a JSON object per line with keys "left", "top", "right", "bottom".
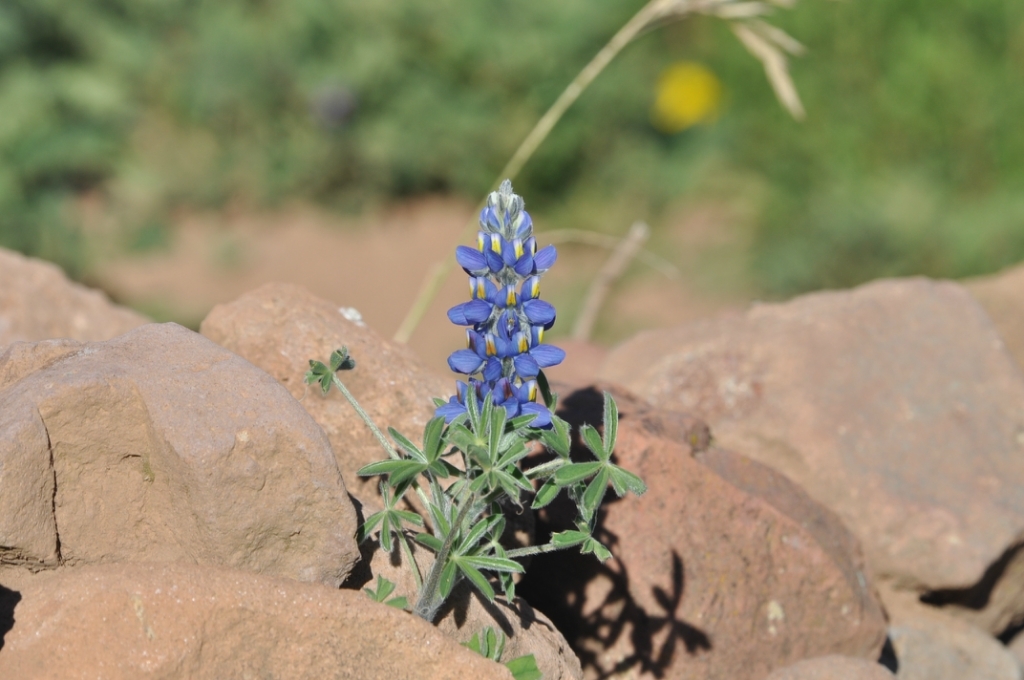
{"left": 763, "top": 656, "right": 895, "bottom": 680}
{"left": 200, "top": 283, "right": 452, "bottom": 502}
{"left": 0, "top": 323, "right": 359, "bottom": 586}
{"left": 0, "top": 247, "right": 147, "bottom": 347}
{"left": 0, "top": 562, "right": 512, "bottom": 680}
{"left": 518, "top": 386, "right": 887, "bottom": 680}
{"left": 601, "top": 278, "right": 1024, "bottom": 634}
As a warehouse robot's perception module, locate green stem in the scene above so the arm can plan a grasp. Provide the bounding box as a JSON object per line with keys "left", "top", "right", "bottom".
{"left": 503, "top": 541, "right": 573, "bottom": 559}
{"left": 413, "top": 487, "right": 475, "bottom": 622}
{"left": 391, "top": 0, "right": 681, "bottom": 345}
{"left": 331, "top": 374, "right": 400, "bottom": 460}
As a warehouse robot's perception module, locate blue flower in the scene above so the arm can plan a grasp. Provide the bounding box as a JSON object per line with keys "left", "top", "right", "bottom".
{"left": 437, "top": 180, "right": 563, "bottom": 428}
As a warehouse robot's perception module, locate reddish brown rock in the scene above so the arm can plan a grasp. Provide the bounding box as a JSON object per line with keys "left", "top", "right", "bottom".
{"left": 763, "top": 656, "right": 895, "bottom": 680}
{"left": 0, "top": 247, "right": 147, "bottom": 347}
{"left": 0, "top": 562, "right": 512, "bottom": 680}
{"left": 519, "top": 385, "right": 887, "bottom": 680}
{"left": 965, "top": 262, "right": 1024, "bottom": 371}
{"left": 601, "top": 278, "right": 1024, "bottom": 633}
{"left": 200, "top": 283, "right": 452, "bottom": 500}
{"left": 0, "top": 323, "right": 358, "bottom": 586}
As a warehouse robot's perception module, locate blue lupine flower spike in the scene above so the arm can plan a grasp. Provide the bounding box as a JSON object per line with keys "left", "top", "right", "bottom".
{"left": 437, "top": 180, "right": 563, "bottom": 427}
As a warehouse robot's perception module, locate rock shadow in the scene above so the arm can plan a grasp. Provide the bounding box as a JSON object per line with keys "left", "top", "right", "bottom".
{"left": 519, "top": 384, "right": 711, "bottom": 678}
{"left": 0, "top": 584, "right": 20, "bottom": 651}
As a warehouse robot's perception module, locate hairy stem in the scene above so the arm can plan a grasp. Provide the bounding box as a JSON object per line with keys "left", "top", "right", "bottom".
{"left": 413, "top": 488, "right": 475, "bottom": 622}
{"left": 504, "top": 541, "right": 577, "bottom": 559}
{"left": 331, "top": 373, "right": 400, "bottom": 460}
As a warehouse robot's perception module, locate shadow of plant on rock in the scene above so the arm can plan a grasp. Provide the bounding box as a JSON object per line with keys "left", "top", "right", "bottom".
{"left": 519, "top": 384, "right": 711, "bottom": 679}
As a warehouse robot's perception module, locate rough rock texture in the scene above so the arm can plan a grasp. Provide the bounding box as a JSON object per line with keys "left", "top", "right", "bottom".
{"left": 763, "top": 656, "right": 895, "bottom": 680}
{"left": 0, "top": 323, "right": 359, "bottom": 586}
{"left": 0, "top": 562, "right": 512, "bottom": 680}
{"left": 600, "top": 278, "right": 1024, "bottom": 633}
{"left": 0, "top": 247, "right": 148, "bottom": 347}
{"left": 349, "top": 535, "right": 584, "bottom": 680}
{"left": 889, "top": 619, "right": 1021, "bottom": 680}
{"left": 519, "top": 385, "right": 887, "bottom": 680}
{"left": 200, "top": 283, "right": 451, "bottom": 501}
{"left": 966, "top": 263, "right": 1024, "bottom": 371}
{"left": 880, "top": 587, "right": 1022, "bottom": 680}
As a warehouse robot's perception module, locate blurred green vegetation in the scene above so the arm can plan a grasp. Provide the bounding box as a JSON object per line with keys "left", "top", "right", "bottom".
{"left": 1, "top": 0, "right": 1022, "bottom": 293}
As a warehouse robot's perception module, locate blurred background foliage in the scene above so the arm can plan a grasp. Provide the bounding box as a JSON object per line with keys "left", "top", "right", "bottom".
{"left": 1, "top": 0, "right": 1022, "bottom": 294}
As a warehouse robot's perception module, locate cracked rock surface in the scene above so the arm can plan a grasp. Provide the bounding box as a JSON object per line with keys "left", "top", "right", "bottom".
{"left": 0, "top": 323, "right": 359, "bottom": 586}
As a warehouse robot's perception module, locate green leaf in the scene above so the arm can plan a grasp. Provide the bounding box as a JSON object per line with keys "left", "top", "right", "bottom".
{"left": 550, "top": 530, "right": 589, "bottom": 548}
{"left": 305, "top": 360, "right": 333, "bottom": 396}
{"left": 608, "top": 466, "right": 647, "bottom": 497}
{"left": 462, "top": 632, "right": 482, "bottom": 656}
{"left": 462, "top": 515, "right": 503, "bottom": 552}
{"left": 357, "top": 459, "right": 415, "bottom": 477}
{"left": 415, "top": 532, "right": 443, "bottom": 552}
{"left": 505, "top": 654, "right": 542, "bottom": 680}
{"left": 508, "top": 414, "right": 537, "bottom": 430}
{"left": 584, "top": 537, "right": 613, "bottom": 561}
{"left": 446, "top": 423, "right": 481, "bottom": 454}
{"left": 553, "top": 461, "right": 603, "bottom": 486}
{"left": 543, "top": 415, "right": 573, "bottom": 458}
{"left": 532, "top": 479, "right": 561, "bottom": 509}
{"left": 485, "top": 627, "right": 504, "bottom": 661}
{"left": 488, "top": 405, "right": 507, "bottom": 464}
{"left": 460, "top": 555, "right": 525, "bottom": 573}
{"left": 394, "top": 509, "right": 424, "bottom": 526}
{"left": 379, "top": 515, "right": 394, "bottom": 553}
{"left": 432, "top": 397, "right": 447, "bottom": 408}
{"left": 422, "top": 416, "right": 447, "bottom": 461}
{"left": 602, "top": 392, "right": 618, "bottom": 455}
{"left": 495, "top": 440, "right": 530, "bottom": 469}
{"left": 439, "top": 560, "right": 459, "bottom": 599}
{"left": 465, "top": 388, "right": 482, "bottom": 433}
{"left": 459, "top": 561, "right": 495, "bottom": 602}
{"left": 581, "top": 467, "right": 611, "bottom": 521}
{"left": 358, "top": 511, "right": 385, "bottom": 542}
{"left": 385, "top": 595, "right": 408, "bottom": 609}
{"left": 580, "top": 424, "right": 607, "bottom": 461}
{"left": 389, "top": 427, "right": 426, "bottom": 462}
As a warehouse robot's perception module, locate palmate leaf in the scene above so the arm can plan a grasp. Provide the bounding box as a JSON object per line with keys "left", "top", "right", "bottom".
{"left": 305, "top": 359, "right": 334, "bottom": 396}
{"left": 609, "top": 465, "right": 647, "bottom": 497}
{"left": 363, "top": 575, "right": 408, "bottom": 609}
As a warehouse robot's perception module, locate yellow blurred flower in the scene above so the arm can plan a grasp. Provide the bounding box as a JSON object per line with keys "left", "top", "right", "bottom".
{"left": 651, "top": 61, "right": 723, "bottom": 134}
